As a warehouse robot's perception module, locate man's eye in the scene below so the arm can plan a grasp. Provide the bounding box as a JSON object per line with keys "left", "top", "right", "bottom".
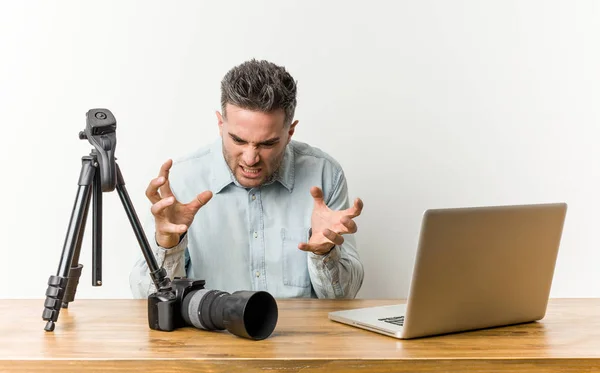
{"left": 261, "top": 143, "right": 276, "bottom": 147}
{"left": 233, "top": 138, "right": 245, "bottom": 144}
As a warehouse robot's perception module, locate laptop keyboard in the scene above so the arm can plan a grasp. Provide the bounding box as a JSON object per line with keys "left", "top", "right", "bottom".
{"left": 378, "top": 316, "right": 405, "bottom": 327}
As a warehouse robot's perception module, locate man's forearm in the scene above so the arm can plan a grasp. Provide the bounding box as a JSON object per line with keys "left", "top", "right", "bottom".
{"left": 129, "top": 232, "right": 187, "bottom": 298}
{"left": 307, "top": 242, "right": 364, "bottom": 299}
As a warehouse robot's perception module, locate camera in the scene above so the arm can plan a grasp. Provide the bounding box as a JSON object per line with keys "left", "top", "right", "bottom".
{"left": 148, "top": 277, "right": 278, "bottom": 340}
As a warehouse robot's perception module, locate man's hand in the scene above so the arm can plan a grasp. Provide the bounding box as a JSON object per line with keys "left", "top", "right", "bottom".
{"left": 298, "top": 186, "right": 363, "bottom": 255}
{"left": 146, "top": 159, "right": 213, "bottom": 248}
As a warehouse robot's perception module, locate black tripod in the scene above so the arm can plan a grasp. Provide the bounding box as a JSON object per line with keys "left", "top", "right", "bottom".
{"left": 42, "top": 109, "right": 171, "bottom": 332}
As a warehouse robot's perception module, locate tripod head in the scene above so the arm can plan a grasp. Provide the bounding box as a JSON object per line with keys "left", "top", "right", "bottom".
{"left": 79, "top": 109, "right": 117, "bottom": 192}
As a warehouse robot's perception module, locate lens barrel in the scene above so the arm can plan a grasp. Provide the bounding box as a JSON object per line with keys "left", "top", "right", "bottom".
{"left": 182, "top": 289, "right": 278, "bottom": 340}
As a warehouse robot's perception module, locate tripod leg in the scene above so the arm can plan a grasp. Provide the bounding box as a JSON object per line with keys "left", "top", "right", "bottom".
{"left": 42, "top": 157, "right": 96, "bottom": 331}
{"left": 114, "top": 163, "right": 171, "bottom": 290}
{"left": 63, "top": 156, "right": 101, "bottom": 308}
{"left": 92, "top": 163, "right": 103, "bottom": 287}
{"left": 60, "top": 186, "right": 90, "bottom": 308}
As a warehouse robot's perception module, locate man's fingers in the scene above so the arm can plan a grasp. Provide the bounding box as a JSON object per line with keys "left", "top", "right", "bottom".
{"left": 298, "top": 242, "right": 334, "bottom": 253}
{"left": 310, "top": 186, "right": 325, "bottom": 206}
{"left": 158, "top": 159, "right": 173, "bottom": 178}
{"left": 323, "top": 228, "right": 344, "bottom": 246}
{"left": 298, "top": 240, "right": 337, "bottom": 255}
{"left": 346, "top": 197, "right": 364, "bottom": 218}
{"left": 159, "top": 179, "right": 175, "bottom": 199}
{"left": 298, "top": 228, "right": 343, "bottom": 254}
{"left": 151, "top": 196, "right": 175, "bottom": 216}
{"left": 187, "top": 190, "right": 213, "bottom": 212}
{"left": 145, "top": 176, "right": 166, "bottom": 204}
{"left": 147, "top": 159, "right": 174, "bottom": 203}
{"left": 297, "top": 242, "right": 314, "bottom": 252}
{"left": 340, "top": 216, "right": 358, "bottom": 233}
{"left": 158, "top": 159, "right": 174, "bottom": 198}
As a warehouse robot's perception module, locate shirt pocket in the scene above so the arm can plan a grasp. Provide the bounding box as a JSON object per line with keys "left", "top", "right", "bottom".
{"left": 281, "top": 227, "right": 311, "bottom": 288}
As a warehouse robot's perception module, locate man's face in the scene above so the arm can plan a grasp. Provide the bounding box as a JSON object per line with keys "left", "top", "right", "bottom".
{"left": 217, "top": 103, "right": 297, "bottom": 188}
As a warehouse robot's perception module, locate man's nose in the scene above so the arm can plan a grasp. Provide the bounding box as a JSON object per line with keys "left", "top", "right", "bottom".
{"left": 243, "top": 148, "right": 260, "bottom": 166}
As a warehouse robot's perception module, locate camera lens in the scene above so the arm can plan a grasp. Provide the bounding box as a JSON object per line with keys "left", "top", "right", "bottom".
{"left": 181, "top": 289, "right": 278, "bottom": 340}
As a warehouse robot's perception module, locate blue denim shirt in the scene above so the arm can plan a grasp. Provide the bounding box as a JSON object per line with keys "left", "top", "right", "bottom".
{"left": 129, "top": 139, "right": 364, "bottom": 299}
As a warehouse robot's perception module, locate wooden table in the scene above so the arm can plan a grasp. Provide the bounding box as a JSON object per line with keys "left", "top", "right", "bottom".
{"left": 0, "top": 299, "right": 599, "bottom": 372}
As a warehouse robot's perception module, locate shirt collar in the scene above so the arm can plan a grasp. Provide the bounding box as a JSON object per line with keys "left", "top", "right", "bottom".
{"left": 210, "top": 139, "right": 295, "bottom": 194}
{"left": 210, "top": 140, "right": 234, "bottom": 194}
{"left": 276, "top": 143, "right": 295, "bottom": 192}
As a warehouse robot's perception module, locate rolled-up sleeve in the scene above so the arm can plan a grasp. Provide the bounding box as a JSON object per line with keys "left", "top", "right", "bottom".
{"left": 129, "top": 214, "right": 187, "bottom": 298}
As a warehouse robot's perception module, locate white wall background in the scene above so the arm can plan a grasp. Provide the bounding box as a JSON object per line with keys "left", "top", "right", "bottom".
{"left": 0, "top": 0, "right": 598, "bottom": 300}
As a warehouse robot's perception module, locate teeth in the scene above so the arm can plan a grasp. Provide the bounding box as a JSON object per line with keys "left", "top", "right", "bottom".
{"left": 243, "top": 167, "right": 259, "bottom": 174}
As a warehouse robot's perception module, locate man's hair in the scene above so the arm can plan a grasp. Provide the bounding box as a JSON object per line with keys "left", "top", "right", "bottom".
{"left": 221, "top": 59, "right": 297, "bottom": 126}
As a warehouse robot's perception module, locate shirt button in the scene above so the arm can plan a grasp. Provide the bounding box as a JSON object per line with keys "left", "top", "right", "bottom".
{"left": 253, "top": 232, "right": 258, "bottom": 238}
{"left": 251, "top": 194, "right": 256, "bottom": 200}
{"left": 255, "top": 271, "right": 260, "bottom": 277}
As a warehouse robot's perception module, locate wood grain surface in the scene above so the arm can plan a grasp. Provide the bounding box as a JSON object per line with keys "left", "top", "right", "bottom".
{"left": 0, "top": 298, "right": 599, "bottom": 372}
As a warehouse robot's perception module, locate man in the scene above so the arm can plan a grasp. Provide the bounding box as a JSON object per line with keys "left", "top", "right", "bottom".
{"left": 130, "top": 59, "right": 364, "bottom": 299}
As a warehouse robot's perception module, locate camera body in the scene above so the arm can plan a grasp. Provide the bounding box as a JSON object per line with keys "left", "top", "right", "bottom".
{"left": 148, "top": 277, "right": 206, "bottom": 331}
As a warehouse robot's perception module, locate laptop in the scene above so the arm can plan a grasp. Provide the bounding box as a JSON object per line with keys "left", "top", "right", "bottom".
{"left": 329, "top": 202, "right": 568, "bottom": 339}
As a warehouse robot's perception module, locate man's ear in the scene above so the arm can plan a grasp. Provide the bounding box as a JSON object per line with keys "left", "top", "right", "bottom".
{"left": 287, "top": 120, "right": 299, "bottom": 143}
{"left": 216, "top": 111, "right": 224, "bottom": 137}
